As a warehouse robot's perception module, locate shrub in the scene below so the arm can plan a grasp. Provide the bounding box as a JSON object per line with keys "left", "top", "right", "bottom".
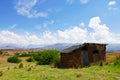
{"left": 26, "top": 57, "right": 35, "bottom": 62}
{"left": 37, "top": 50, "right": 60, "bottom": 65}
{"left": 99, "top": 61, "right": 103, "bottom": 66}
{"left": 7, "top": 56, "right": 21, "bottom": 63}
{"left": 19, "top": 63, "right": 24, "bottom": 68}
{"left": 0, "top": 50, "right": 3, "bottom": 55}
{"left": 114, "top": 56, "right": 120, "bottom": 66}
{"left": 0, "top": 71, "right": 3, "bottom": 77}
{"left": 27, "top": 67, "right": 32, "bottom": 71}
{"left": 33, "top": 53, "right": 41, "bottom": 61}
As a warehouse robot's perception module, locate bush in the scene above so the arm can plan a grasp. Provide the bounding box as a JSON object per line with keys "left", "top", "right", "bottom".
{"left": 99, "top": 61, "right": 103, "bottom": 66}
{"left": 114, "top": 56, "right": 120, "bottom": 66}
{"left": 19, "top": 63, "right": 24, "bottom": 68}
{"left": 37, "top": 50, "right": 60, "bottom": 65}
{"left": 0, "top": 71, "right": 3, "bottom": 77}
{"left": 26, "top": 57, "right": 35, "bottom": 62}
{"left": 0, "top": 50, "right": 3, "bottom": 55}
{"left": 32, "top": 53, "right": 41, "bottom": 61}
{"left": 7, "top": 56, "right": 21, "bottom": 63}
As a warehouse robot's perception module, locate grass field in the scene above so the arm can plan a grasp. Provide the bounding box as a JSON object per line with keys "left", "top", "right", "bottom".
{"left": 0, "top": 52, "right": 120, "bottom": 80}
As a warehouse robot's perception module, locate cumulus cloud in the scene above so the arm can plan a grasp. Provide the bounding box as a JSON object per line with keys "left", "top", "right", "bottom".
{"left": 15, "top": 0, "right": 47, "bottom": 18}
{"left": 0, "top": 30, "right": 46, "bottom": 46}
{"left": 88, "top": 17, "right": 118, "bottom": 43}
{"left": 0, "top": 26, "right": 87, "bottom": 46}
{"left": 0, "top": 17, "right": 120, "bottom": 47}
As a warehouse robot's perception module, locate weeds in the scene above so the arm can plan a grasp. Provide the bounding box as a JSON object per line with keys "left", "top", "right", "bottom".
{"left": 114, "top": 56, "right": 120, "bottom": 66}
{"left": 0, "top": 70, "right": 3, "bottom": 77}
{"left": 75, "top": 73, "right": 82, "bottom": 78}
{"left": 19, "top": 63, "right": 24, "bottom": 69}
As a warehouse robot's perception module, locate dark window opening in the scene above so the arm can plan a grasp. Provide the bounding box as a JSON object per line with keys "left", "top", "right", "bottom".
{"left": 93, "top": 50, "right": 99, "bottom": 54}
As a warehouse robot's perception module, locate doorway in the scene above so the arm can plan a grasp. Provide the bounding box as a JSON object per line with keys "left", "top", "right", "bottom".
{"left": 81, "top": 51, "right": 89, "bottom": 66}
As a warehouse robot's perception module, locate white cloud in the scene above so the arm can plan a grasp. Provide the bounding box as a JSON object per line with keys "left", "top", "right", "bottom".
{"left": 108, "top": 0, "right": 118, "bottom": 10}
{"left": 0, "top": 17, "right": 120, "bottom": 47}
{"left": 79, "top": 22, "right": 85, "bottom": 27}
{"left": 80, "top": 0, "right": 89, "bottom": 4}
{"left": 108, "top": 1, "right": 116, "bottom": 6}
{"left": 0, "top": 30, "right": 43, "bottom": 46}
{"left": 57, "top": 27, "right": 87, "bottom": 43}
{"left": 15, "top": 0, "right": 47, "bottom": 18}
{"left": 88, "top": 17, "right": 118, "bottom": 43}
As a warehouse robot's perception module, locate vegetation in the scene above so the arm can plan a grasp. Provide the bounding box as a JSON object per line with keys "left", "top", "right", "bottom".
{"left": 19, "top": 63, "right": 24, "bottom": 69}
{"left": 7, "top": 56, "right": 21, "bottom": 63}
{"left": 15, "top": 52, "right": 33, "bottom": 57}
{"left": 26, "top": 57, "right": 35, "bottom": 62}
{"left": 0, "top": 62, "right": 120, "bottom": 80}
{"left": 114, "top": 56, "right": 120, "bottom": 66}
{"left": 0, "top": 50, "right": 120, "bottom": 80}
{"left": 37, "top": 50, "right": 60, "bottom": 65}
{"left": 0, "top": 50, "right": 3, "bottom": 55}
{"left": 32, "top": 53, "right": 41, "bottom": 61}
{"left": 13, "top": 50, "right": 60, "bottom": 66}
{"left": 0, "top": 71, "right": 3, "bottom": 77}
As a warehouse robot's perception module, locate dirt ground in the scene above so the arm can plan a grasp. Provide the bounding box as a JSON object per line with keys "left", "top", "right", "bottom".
{"left": 1, "top": 49, "right": 40, "bottom": 56}
{"left": 0, "top": 57, "right": 7, "bottom": 62}
{"left": 106, "top": 52, "right": 120, "bottom": 57}
{"left": 0, "top": 49, "right": 41, "bottom": 62}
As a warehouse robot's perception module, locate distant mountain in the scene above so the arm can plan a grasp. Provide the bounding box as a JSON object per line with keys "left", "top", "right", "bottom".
{"left": 0, "top": 43, "right": 120, "bottom": 52}
{"left": 106, "top": 44, "right": 120, "bottom": 52}
{"left": 39, "top": 43, "right": 78, "bottom": 51}
{"left": 0, "top": 44, "right": 23, "bottom": 49}
{"left": 41, "top": 44, "right": 120, "bottom": 52}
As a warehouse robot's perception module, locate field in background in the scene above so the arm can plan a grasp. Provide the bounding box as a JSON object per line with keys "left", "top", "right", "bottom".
{"left": 0, "top": 51, "right": 120, "bottom": 80}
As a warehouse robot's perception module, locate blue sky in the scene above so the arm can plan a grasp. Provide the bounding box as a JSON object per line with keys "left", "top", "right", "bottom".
{"left": 0, "top": 0, "right": 120, "bottom": 46}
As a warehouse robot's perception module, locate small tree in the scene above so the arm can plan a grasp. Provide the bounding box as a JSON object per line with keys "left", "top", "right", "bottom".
{"left": 37, "top": 50, "right": 60, "bottom": 65}
{"left": 7, "top": 56, "right": 21, "bottom": 63}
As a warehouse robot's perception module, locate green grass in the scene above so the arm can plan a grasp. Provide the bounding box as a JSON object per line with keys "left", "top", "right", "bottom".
{"left": 0, "top": 62, "right": 120, "bottom": 80}
{"left": 0, "top": 55, "right": 120, "bottom": 80}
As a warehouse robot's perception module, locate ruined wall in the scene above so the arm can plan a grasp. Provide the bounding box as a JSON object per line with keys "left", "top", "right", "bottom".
{"left": 60, "top": 44, "right": 106, "bottom": 68}
{"left": 60, "top": 48, "right": 82, "bottom": 68}
{"left": 86, "top": 44, "right": 106, "bottom": 63}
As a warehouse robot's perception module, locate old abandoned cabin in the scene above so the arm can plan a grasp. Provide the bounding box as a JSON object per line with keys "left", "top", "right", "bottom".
{"left": 60, "top": 43, "right": 107, "bottom": 68}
